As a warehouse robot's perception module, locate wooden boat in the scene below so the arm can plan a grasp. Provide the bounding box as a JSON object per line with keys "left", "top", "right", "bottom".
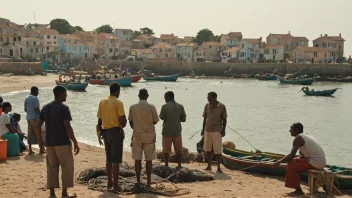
{"left": 255, "top": 74, "right": 277, "bottom": 81}
{"left": 302, "top": 88, "right": 338, "bottom": 96}
{"left": 55, "top": 81, "right": 88, "bottom": 91}
{"left": 89, "top": 77, "right": 132, "bottom": 87}
{"left": 131, "top": 75, "right": 142, "bottom": 83}
{"left": 278, "top": 76, "right": 314, "bottom": 85}
{"left": 142, "top": 73, "right": 180, "bottom": 82}
{"left": 222, "top": 148, "right": 352, "bottom": 190}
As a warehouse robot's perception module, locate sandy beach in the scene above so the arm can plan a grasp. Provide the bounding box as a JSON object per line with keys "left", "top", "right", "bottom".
{"left": 0, "top": 75, "right": 350, "bottom": 198}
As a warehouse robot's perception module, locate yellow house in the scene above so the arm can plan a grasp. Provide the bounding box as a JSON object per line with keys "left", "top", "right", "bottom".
{"left": 291, "top": 46, "right": 336, "bottom": 63}
{"left": 150, "top": 42, "right": 173, "bottom": 58}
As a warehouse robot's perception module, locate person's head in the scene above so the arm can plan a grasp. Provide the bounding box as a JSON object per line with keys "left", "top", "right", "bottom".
{"left": 164, "top": 91, "right": 174, "bottom": 102}
{"left": 2, "top": 102, "right": 12, "bottom": 113}
{"left": 0, "top": 96, "right": 3, "bottom": 111}
{"left": 110, "top": 83, "right": 121, "bottom": 98}
{"left": 31, "top": 86, "right": 39, "bottom": 96}
{"left": 13, "top": 113, "right": 21, "bottom": 122}
{"left": 290, "top": 122, "right": 304, "bottom": 137}
{"left": 207, "top": 92, "right": 217, "bottom": 104}
{"left": 138, "top": 89, "right": 149, "bottom": 100}
{"left": 53, "top": 86, "right": 67, "bottom": 102}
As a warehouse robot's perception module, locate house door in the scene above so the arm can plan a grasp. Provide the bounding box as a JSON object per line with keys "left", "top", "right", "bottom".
{"left": 85, "top": 53, "right": 88, "bottom": 58}
{"left": 273, "top": 55, "right": 275, "bottom": 60}
{"left": 10, "top": 49, "right": 13, "bottom": 57}
{"left": 165, "top": 54, "right": 168, "bottom": 58}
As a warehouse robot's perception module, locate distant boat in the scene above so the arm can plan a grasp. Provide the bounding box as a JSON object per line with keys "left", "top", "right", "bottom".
{"left": 88, "top": 77, "right": 132, "bottom": 87}
{"left": 255, "top": 74, "right": 277, "bottom": 81}
{"left": 55, "top": 81, "right": 88, "bottom": 91}
{"left": 301, "top": 87, "right": 338, "bottom": 96}
{"left": 142, "top": 73, "right": 180, "bottom": 82}
{"left": 131, "top": 75, "right": 142, "bottom": 83}
{"left": 278, "top": 76, "right": 314, "bottom": 85}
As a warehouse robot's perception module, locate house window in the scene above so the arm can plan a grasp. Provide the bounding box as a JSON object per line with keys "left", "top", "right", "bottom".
{"left": 14, "top": 37, "right": 17, "bottom": 41}
{"left": 300, "top": 42, "right": 305, "bottom": 46}
{"left": 30, "top": 49, "right": 33, "bottom": 53}
{"left": 273, "top": 49, "right": 277, "bottom": 54}
{"left": 47, "top": 35, "right": 50, "bottom": 39}
{"left": 27, "top": 41, "right": 29, "bottom": 45}
{"left": 314, "top": 52, "right": 317, "bottom": 57}
{"left": 242, "top": 44, "right": 244, "bottom": 48}
{"left": 20, "top": 48, "right": 22, "bottom": 53}
{"left": 209, "top": 46, "right": 211, "bottom": 49}
{"left": 54, "top": 42, "right": 56, "bottom": 44}
{"left": 54, "top": 36, "right": 56, "bottom": 39}
{"left": 334, "top": 43, "right": 336, "bottom": 48}
{"left": 34, "top": 41, "right": 36, "bottom": 45}
{"left": 0, "top": 48, "right": 2, "bottom": 53}
{"left": 159, "top": 49, "right": 162, "bottom": 52}
{"left": 219, "top": 47, "right": 222, "bottom": 49}
{"left": 264, "top": 49, "right": 269, "bottom": 54}
{"left": 115, "top": 48, "right": 118, "bottom": 52}
{"left": 109, "top": 48, "right": 112, "bottom": 52}
{"left": 325, "top": 53, "right": 326, "bottom": 57}
{"left": 46, "top": 47, "right": 49, "bottom": 51}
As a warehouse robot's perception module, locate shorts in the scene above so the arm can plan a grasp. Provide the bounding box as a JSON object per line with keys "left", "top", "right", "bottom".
{"left": 203, "top": 131, "right": 222, "bottom": 154}
{"left": 162, "top": 136, "right": 182, "bottom": 154}
{"left": 132, "top": 141, "right": 156, "bottom": 161}
{"left": 102, "top": 127, "right": 124, "bottom": 164}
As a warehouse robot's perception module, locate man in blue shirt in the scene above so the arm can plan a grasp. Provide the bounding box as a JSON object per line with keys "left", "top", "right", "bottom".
{"left": 24, "top": 86, "right": 43, "bottom": 154}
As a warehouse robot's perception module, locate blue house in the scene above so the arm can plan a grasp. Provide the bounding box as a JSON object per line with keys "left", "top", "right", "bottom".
{"left": 113, "top": 29, "right": 133, "bottom": 41}
{"left": 59, "top": 34, "right": 90, "bottom": 58}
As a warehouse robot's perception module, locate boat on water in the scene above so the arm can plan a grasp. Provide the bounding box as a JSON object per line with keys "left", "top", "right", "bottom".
{"left": 131, "top": 75, "right": 142, "bottom": 83}
{"left": 142, "top": 73, "right": 181, "bottom": 82}
{"left": 55, "top": 81, "right": 88, "bottom": 91}
{"left": 89, "top": 77, "right": 132, "bottom": 87}
{"left": 278, "top": 76, "right": 314, "bottom": 85}
{"left": 222, "top": 148, "right": 352, "bottom": 190}
{"left": 255, "top": 74, "right": 277, "bottom": 81}
{"left": 301, "top": 87, "right": 338, "bottom": 96}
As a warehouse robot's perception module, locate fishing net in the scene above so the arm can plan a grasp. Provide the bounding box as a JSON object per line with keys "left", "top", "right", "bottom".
{"left": 76, "top": 163, "right": 213, "bottom": 196}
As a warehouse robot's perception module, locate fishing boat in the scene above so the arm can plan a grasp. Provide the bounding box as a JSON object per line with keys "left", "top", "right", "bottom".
{"left": 131, "top": 75, "right": 142, "bottom": 83}
{"left": 222, "top": 148, "right": 352, "bottom": 190}
{"left": 55, "top": 81, "right": 88, "bottom": 91}
{"left": 255, "top": 74, "right": 277, "bottom": 81}
{"left": 278, "top": 76, "right": 314, "bottom": 85}
{"left": 301, "top": 87, "right": 338, "bottom": 96}
{"left": 142, "top": 73, "right": 181, "bottom": 82}
{"left": 89, "top": 77, "right": 132, "bottom": 87}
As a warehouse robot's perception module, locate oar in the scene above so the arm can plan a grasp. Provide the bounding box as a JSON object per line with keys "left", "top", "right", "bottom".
{"left": 188, "top": 129, "right": 202, "bottom": 140}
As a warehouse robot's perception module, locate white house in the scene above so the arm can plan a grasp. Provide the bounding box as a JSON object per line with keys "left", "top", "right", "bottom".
{"left": 36, "top": 28, "right": 59, "bottom": 53}
{"left": 220, "top": 32, "right": 243, "bottom": 48}
{"left": 264, "top": 45, "right": 284, "bottom": 61}
{"left": 174, "top": 42, "right": 197, "bottom": 61}
{"left": 220, "top": 46, "right": 241, "bottom": 63}
{"left": 239, "top": 38, "right": 262, "bottom": 63}
{"left": 131, "top": 49, "right": 154, "bottom": 59}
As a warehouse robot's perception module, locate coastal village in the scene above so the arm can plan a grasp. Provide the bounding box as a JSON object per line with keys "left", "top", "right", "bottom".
{"left": 0, "top": 17, "right": 349, "bottom": 65}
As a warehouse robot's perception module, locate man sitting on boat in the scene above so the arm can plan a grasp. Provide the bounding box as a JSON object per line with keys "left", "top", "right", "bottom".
{"left": 272, "top": 122, "right": 326, "bottom": 194}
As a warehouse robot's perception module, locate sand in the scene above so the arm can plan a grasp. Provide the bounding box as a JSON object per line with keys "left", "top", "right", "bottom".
{"left": 0, "top": 75, "right": 350, "bottom": 198}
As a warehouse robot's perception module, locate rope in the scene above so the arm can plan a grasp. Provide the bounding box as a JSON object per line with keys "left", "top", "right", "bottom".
{"left": 226, "top": 126, "right": 261, "bottom": 152}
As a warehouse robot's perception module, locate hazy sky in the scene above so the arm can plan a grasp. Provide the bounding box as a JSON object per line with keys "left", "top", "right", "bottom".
{"left": 1, "top": 0, "right": 351, "bottom": 56}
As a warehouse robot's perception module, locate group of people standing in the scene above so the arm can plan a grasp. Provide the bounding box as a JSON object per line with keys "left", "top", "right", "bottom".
{"left": 96, "top": 83, "right": 227, "bottom": 192}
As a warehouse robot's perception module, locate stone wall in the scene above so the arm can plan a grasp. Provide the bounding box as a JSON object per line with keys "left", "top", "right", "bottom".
{"left": 0, "top": 62, "right": 43, "bottom": 74}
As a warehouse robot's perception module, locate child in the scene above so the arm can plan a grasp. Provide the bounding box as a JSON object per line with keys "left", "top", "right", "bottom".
{"left": 10, "top": 113, "right": 27, "bottom": 152}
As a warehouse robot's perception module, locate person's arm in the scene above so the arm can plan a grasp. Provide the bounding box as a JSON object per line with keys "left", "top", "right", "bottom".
{"left": 5, "top": 123, "right": 20, "bottom": 135}
{"left": 128, "top": 106, "right": 134, "bottom": 129}
{"left": 159, "top": 105, "right": 166, "bottom": 121}
{"left": 273, "top": 136, "right": 304, "bottom": 167}
{"left": 221, "top": 105, "right": 228, "bottom": 137}
{"left": 152, "top": 105, "right": 159, "bottom": 125}
{"left": 180, "top": 105, "right": 186, "bottom": 123}
{"left": 24, "top": 99, "right": 27, "bottom": 112}
{"left": 36, "top": 119, "right": 45, "bottom": 150}
{"left": 201, "top": 105, "right": 207, "bottom": 136}
{"left": 63, "top": 107, "right": 79, "bottom": 155}
{"left": 117, "top": 101, "right": 127, "bottom": 128}
{"left": 34, "top": 98, "right": 40, "bottom": 114}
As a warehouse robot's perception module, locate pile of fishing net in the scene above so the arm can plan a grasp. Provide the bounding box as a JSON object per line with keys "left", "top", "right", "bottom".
{"left": 76, "top": 163, "right": 213, "bottom": 196}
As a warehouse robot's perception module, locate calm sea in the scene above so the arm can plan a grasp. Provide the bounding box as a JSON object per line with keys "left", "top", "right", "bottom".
{"left": 3, "top": 78, "right": 352, "bottom": 166}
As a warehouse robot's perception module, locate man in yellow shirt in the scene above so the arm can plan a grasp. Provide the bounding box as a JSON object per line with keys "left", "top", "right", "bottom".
{"left": 97, "top": 83, "right": 127, "bottom": 192}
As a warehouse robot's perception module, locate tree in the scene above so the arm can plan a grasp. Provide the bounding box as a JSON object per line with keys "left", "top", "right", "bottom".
{"left": 212, "top": 35, "right": 221, "bottom": 42}
{"left": 49, "top": 19, "right": 72, "bottom": 34}
{"left": 194, "top": 28, "right": 215, "bottom": 45}
{"left": 131, "top": 30, "right": 141, "bottom": 40}
{"left": 95, "top": 25, "right": 113, "bottom": 34}
{"left": 140, "top": 27, "right": 154, "bottom": 35}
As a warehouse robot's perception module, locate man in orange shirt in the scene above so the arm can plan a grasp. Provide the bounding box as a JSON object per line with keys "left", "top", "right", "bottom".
{"left": 97, "top": 83, "right": 127, "bottom": 193}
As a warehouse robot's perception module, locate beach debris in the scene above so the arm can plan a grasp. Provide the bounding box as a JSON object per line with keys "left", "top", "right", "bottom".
{"left": 166, "top": 168, "right": 214, "bottom": 183}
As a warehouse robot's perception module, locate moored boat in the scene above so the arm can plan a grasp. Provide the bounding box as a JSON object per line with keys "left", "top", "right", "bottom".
{"left": 278, "top": 76, "right": 314, "bottom": 85}
{"left": 131, "top": 75, "right": 142, "bottom": 83}
{"left": 142, "top": 73, "right": 180, "bottom": 82}
{"left": 55, "top": 80, "right": 88, "bottom": 91}
{"left": 89, "top": 77, "right": 132, "bottom": 87}
{"left": 301, "top": 87, "right": 338, "bottom": 96}
{"left": 255, "top": 74, "right": 277, "bottom": 81}
{"left": 222, "top": 148, "right": 352, "bottom": 190}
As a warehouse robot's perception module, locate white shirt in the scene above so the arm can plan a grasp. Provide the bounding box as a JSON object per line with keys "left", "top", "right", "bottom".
{"left": 298, "top": 133, "right": 326, "bottom": 169}
{"left": 0, "top": 112, "right": 10, "bottom": 136}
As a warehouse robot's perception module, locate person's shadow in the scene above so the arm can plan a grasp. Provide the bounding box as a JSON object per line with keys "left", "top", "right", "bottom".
{"left": 24, "top": 153, "right": 45, "bottom": 162}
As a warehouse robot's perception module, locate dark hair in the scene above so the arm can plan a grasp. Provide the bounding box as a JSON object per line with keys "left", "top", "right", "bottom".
{"left": 292, "top": 122, "right": 304, "bottom": 133}
{"left": 53, "top": 86, "right": 67, "bottom": 98}
{"left": 2, "top": 102, "right": 11, "bottom": 109}
{"left": 110, "top": 83, "right": 121, "bottom": 95}
{"left": 31, "top": 86, "right": 39, "bottom": 94}
{"left": 165, "top": 91, "right": 174, "bottom": 100}
{"left": 0, "top": 96, "right": 3, "bottom": 104}
{"left": 208, "top": 92, "right": 217, "bottom": 98}
{"left": 13, "top": 113, "right": 21, "bottom": 120}
{"left": 138, "top": 89, "right": 148, "bottom": 98}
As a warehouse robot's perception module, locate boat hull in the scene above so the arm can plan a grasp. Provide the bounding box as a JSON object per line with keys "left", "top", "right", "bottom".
{"left": 142, "top": 73, "right": 180, "bottom": 82}
{"left": 302, "top": 89, "right": 337, "bottom": 96}
{"left": 131, "top": 75, "right": 142, "bottom": 83}
{"left": 222, "top": 148, "right": 352, "bottom": 190}
{"left": 88, "top": 78, "right": 133, "bottom": 87}
{"left": 278, "top": 77, "right": 314, "bottom": 85}
{"left": 55, "top": 81, "right": 88, "bottom": 91}
{"left": 255, "top": 74, "right": 277, "bottom": 81}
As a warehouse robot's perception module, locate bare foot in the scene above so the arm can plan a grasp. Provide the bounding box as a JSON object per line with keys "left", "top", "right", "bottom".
{"left": 28, "top": 151, "right": 35, "bottom": 155}
{"left": 204, "top": 166, "right": 212, "bottom": 171}
{"left": 293, "top": 188, "right": 304, "bottom": 194}
{"left": 18, "top": 153, "right": 25, "bottom": 156}
{"left": 40, "top": 150, "right": 46, "bottom": 154}
{"left": 217, "top": 169, "right": 223, "bottom": 173}
{"left": 61, "top": 193, "right": 77, "bottom": 198}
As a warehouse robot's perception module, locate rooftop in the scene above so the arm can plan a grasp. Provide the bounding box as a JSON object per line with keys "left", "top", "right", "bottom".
{"left": 150, "top": 42, "right": 172, "bottom": 49}
{"left": 176, "top": 42, "right": 197, "bottom": 47}
{"left": 265, "top": 45, "right": 284, "bottom": 49}
{"left": 36, "top": 28, "right": 59, "bottom": 35}
{"left": 100, "top": 33, "right": 119, "bottom": 40}
{"left": 222, "top": 46, "right": 241, "bottom": 53}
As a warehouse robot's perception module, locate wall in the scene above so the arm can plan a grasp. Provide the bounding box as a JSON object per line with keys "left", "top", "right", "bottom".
{"left": 0, "top": 62, "right": 42, "bottom": 74}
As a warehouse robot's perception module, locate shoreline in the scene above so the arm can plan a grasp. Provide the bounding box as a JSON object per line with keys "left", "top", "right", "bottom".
{"left": 0, "top": 74, "right": 57, "bottom": 94}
